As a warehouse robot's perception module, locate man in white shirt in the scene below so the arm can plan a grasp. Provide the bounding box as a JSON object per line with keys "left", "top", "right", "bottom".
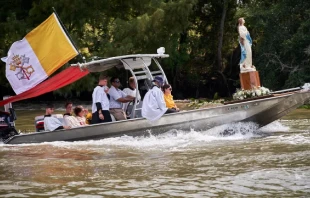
{"left": 63, "top": 101, "right": 73, "bottom": 126}
{"left": 142, "top": 76, "right": 168, "bottom": 121}
{"left": 92, "top": 75, "right": 112, "bottom": 124}
{"left": 123, "top": 77, "right": 141, "bottom": 116}
{"left": 63, "top": 101, "right": 73, "bottom": 116}
{"left": 108, "top": 77, "right": 134, "bottom": 120}
{"left": 44, "top": 103, "right": 71, "bottom": 131}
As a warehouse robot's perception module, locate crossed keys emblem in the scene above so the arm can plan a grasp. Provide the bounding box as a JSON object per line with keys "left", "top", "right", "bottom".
{"left": 9, "top": 54, "right": 35, "bottom": 80}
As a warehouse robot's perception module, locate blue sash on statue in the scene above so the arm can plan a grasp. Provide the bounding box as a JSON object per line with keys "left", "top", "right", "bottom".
{"left": 239, "top": 33, "right": 252, "bottom": 64}
{"left": 239, "top": 38, "right": 246, "bottom": 64}
{"left": 246, "top": 33, "right": 252, "bottom": 45}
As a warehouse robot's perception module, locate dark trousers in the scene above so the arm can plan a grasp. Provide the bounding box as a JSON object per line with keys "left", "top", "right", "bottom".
{"left": 165, "top": 108, "right": 178, "bottom": 114}
{"left": 91, "top": 110, "right": 112, "bottom": 124}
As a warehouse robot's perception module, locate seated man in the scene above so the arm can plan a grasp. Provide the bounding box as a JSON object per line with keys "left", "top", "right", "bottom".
{"left": 64, "top": 101, "right": 73, "bottom": 116}
{"left": 44, "top": 103, "right": 71, "bottom": 131}
{"left": 123, "top": 77, "right": 141, "bottom": 116}
{"left": 108, "top": 77, "right": 135, "bottom": 121}
{"left": 63, "top": 101, "right": 73, "bottom": 126}
{"left": 142, "top": 76, "right": 168, "bottom": 121}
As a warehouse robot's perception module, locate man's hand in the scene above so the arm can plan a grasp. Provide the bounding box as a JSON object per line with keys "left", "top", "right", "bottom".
{"left": 99, "top": 113, "right": 104, "bottom": 120}
{"left": 64, "top": 126, "right": 71, "bottom": 129}
{"left": 117, "top": 96, "right": 135, "bottom": 103}
{"left": 125, "top": 95, "right": 135, "bottom": 101}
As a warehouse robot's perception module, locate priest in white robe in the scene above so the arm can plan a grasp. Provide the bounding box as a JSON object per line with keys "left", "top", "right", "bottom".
{"left": 142, "top": 76, "right": 168, "bottom": 121}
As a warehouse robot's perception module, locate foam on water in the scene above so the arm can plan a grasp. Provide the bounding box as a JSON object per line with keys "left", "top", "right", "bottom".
{"left": 2, "top": 122, "right": 259, "bottom": 149}
{"left": 259, "top": 121, "right": 290, "bottom": 133}
{"left": 0, "top": 121, "right": 291, "bottom": 150}
{"left": 274, "top": 134, "right": 310, "bottom": 145}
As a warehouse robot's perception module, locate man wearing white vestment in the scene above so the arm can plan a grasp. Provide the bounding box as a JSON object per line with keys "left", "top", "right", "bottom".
{"left": 91, "top": 75, "right": 112, "bottom": 124}
{"left": 44, "top": 103, "right": 70, "bottom": 131}
{"left": 142, "top": 76, "right": 168, "bottom": 121}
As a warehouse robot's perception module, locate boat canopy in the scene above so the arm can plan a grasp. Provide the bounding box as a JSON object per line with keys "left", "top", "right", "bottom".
{"left": 72, "top": 54, "right": 169, "bottom": 73}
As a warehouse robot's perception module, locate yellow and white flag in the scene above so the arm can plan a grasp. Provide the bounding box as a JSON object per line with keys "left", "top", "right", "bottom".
{"left": 2, "top": 13, "right": 78, "bottom": 94}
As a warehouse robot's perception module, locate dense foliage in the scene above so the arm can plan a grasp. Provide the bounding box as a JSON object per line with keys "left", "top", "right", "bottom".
{"left": 0, "top": 0, "right": 309, "bottom": 100}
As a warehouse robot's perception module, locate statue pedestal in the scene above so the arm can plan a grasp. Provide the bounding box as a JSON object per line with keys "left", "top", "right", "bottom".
{"left": 240, "top": 71, "right": 261, "bottom": 90}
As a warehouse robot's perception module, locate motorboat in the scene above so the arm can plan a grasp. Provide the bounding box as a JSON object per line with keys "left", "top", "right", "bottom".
{"left": 1, "top": 54, "right": 310, "bottom": 144}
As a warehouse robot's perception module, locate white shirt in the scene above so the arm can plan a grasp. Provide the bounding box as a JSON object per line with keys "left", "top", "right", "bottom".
{"left": 108, "top": 86, "right": 127, "bottom": 109}
{"left": 64, "top": 116, "right": 81, "bottom": 128}
{"left": 142, "top": 86, "right": 167, "bottom": 121}
{"left": 44, "top": 116, "right": 63, "bottom": 131}
{"left": 92, "top": 86, "right": 110, "bottom": 113}
{"left": 123, "top": 87, "right": 141, "bottom": 112}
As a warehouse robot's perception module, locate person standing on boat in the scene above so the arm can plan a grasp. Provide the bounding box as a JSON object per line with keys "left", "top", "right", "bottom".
{"left": 109, "top": 77, "right": 135, "bottom": 120}
{"left": 142, "top": 76, "right": 168, "bottom": 121}
{"left": 92, "top": 75, "right": 112, "bottom": 124}
{"left": 44, "top": 103, "right": 71, "bottom": 131}
{"left": 122, "top": 77, "right": 141, "bottom": 116}
{"left": 238, "top": 17, "right": 256, "bottom": 73}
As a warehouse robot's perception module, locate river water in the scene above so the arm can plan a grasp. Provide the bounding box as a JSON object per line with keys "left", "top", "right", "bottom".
{"left": 1, "top": 118, "right": 310, "bottom": 197}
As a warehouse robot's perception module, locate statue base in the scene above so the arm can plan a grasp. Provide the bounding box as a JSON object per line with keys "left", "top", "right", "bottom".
{"left": 239, "top": 71, "right": 261, "bottom": 90}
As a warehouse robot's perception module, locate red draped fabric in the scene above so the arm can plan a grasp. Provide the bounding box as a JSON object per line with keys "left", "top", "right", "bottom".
{"left": 0, "top": 67, "right": 89, "bottom": 106}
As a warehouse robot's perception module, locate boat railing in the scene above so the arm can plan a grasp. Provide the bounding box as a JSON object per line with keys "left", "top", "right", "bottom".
{"left": 270, "top": 87, "right": 302, "bottom": 94}
{"left": 120, "top": 56, "right": 168, "bottom": 118}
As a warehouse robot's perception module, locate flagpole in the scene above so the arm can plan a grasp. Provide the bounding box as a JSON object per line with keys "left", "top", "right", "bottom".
{"left": 52, "top": 7, "right": 86, "bottom": 63}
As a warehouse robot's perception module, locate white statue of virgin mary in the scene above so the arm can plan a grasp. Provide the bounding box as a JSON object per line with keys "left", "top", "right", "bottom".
{"left": 238, "top": 18, "right": 256, "bottom": 73}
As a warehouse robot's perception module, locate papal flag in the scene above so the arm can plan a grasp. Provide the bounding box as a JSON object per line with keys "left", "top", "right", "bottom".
{"left": 1, "top": 13, "right": 78, "bottom": 94}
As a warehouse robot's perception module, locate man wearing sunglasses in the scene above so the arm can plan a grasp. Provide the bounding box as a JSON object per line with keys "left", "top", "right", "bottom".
{"left": 108, "top": 77, "right": 135, "bottom": 120}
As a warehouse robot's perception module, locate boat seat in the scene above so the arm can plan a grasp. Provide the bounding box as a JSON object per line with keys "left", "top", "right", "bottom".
{"left": 126, "top": 101, "right": 143, "bottom": 119}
